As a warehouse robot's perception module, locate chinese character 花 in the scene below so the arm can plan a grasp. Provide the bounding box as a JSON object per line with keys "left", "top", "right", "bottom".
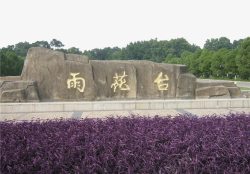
{"left": 111, "top": 71, "right": 130, "bottom": 92}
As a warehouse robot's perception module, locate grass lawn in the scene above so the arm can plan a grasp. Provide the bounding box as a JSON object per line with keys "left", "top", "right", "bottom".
{"left": 240, "top": 87, "right": 250, "bottom": 91}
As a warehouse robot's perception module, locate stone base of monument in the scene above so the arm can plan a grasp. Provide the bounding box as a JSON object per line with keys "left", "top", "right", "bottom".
{"left": 0, "top": 80, "right": 39, "bottom": 102}
{"left": 1, "top": 99, "right": 249, "bottom": 121}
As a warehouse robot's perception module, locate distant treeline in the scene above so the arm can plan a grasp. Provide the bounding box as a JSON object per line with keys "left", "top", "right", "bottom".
{"left": 0, "top": 37, "right": 249, "bottom": 80}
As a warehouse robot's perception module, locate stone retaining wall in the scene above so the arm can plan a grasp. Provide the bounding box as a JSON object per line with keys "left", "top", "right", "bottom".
{"left": 1, "top": 99, "right": 249, "bottom": 113}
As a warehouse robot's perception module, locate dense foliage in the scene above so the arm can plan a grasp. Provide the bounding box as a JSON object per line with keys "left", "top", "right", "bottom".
{"left": 1, "top": 37, "right": 249, "bottom": 80}
{"left": 83, "top": 38, "right": 199, "bottom": 62}
{"left": 1, "top": 114, "right": 249, "bottom": 173}
{"left": 166, "top": 37, "right": 250, "bottom": 80}
{"left": 0, "top": 47, "right": 24, "bottom": 76}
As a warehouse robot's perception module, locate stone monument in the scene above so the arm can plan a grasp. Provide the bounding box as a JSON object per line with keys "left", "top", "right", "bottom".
{"left": 0, "top": 47, "right": 243, "bottom": 102}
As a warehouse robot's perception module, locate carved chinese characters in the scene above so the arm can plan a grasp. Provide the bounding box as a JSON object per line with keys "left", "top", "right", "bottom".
{"left": 67, "top": 73, "right": 85, "bottom": 92}
{"left": 111, "top": 71, "right": 130, "bottom": 92}
{"left": 67, "top": 71, "right": 169, "bottom": 93}
{"left": 154, "top": 72, "right": 169, "bottom": 91}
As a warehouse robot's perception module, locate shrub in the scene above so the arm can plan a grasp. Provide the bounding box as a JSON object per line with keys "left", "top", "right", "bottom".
{"left": 1, "top": 113, "right": 250, "bottom": 173}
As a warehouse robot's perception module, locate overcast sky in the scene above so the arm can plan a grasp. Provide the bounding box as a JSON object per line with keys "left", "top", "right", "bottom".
{"left": 1, "top": 0, "right": 249, "bottom": 50}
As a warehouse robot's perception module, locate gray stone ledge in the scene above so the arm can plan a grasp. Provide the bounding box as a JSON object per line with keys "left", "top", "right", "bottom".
{"left": 0, "top": 99, "right": 249, "bottom": 114}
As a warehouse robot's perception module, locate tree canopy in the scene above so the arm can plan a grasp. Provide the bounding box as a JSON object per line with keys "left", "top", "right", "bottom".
{"left": 50, "top": 39, "right": 64, "bottom": 49}
{"left": 204, "top": 37, "right": 232, "bottom": 51}
{"left": 0, "top": 37, "right": 249, "bottom": 80}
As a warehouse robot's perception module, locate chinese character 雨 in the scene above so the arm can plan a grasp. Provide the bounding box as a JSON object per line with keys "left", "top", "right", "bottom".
{"left": 67, "top": 73, "right": 85, "bottom": 92}
{"left": 111, "top": 71, "right": 130, "bottom": 92}
{"left": 154, "top": 72, "right": 169, "bottom": 91}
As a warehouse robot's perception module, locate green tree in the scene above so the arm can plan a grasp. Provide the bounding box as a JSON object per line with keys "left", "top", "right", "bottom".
{"left": 83, "top": 47, "right": 122, "bottom": 60}
{"left": 50, "top": 39, "right": 64, "bottom": 49}
{"left": 210, "top": 49, "right": 228, "bottom": 77}
{"left": 1, "top": 37, "right": 249, "bottom": 79}
{"left": 13, "top": 41, "right": 32, "bottom": 57}
{"left": 232, "top": 39, "right": 243, "bottom": 49}
{"left": 165, "top": 56, "right": 182, "bottom": 64}
{"left": 224, "top": 50, "right": 238, "bottom": 79}
{"left": 204, "top": 37, "right": 232, "bottom": 51}
{"left": 124, "top": 38, "right": 199, "bottom": 62}
{"left": 32, "top": 41, "right": 51, "bottom": 49}
{"left": 236, "top": 37, "right": 250, "bottom": 79}
{"left": 186, "top": 50, "right": 202, "bottom": 76}
{"left": 0, "top": 48, "right": 24, "bottom": 76}
{"left": 67, "top": 47, "right": 82, "bottom": 54}
{"left": 198, "top": 49, "right": 213, "bottom": 78}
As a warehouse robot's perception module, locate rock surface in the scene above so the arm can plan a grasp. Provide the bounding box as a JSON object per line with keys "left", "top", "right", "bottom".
{"left": 196, "top": 80, "right": 236, "bottom": 88}
{"left": 91, "top": 60, "right": 136, "bottom": 100}
{"left": 1, "top": 89, "right": 26, "bottom": 102}
{"left": 196, "top": 79, "right": 242, "bottom": 99}
{"left": 130, "top": 61, "right": 187, "bottom": 99}
{"left": 0, "top": 81, "right": 39, "bottom": 102}
{"left": 195, "top": 86, "right": 231, "bottom": 99}
{"left": 21, "top": 47, "right": 96, "bottom": 101}
{"left": 242, "top": 91, "right": 250, "bottom": 98}
{"left": 176, "top": 73, "right": 196, "bottom": 99}
{"left": 0, "top": 47, "right": 244, "bottom": 102}
{"left": 227, "top": 87, "right": 242, "bottom": 98}
{"left": 0, "top": 76, "right": 21, "bottom": 81}
{"left": 19, "top": 47, "right": 192, "bottom": 101}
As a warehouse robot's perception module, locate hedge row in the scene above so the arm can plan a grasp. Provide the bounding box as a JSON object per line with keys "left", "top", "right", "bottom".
{"left": 1, "top": 113, "right": 250, "bottom": 173}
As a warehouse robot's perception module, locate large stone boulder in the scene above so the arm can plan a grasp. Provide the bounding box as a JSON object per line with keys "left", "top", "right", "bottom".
{"left": 196, "top": 86, "right": 231, "bottom": 99}
{"left": 1, "top": 89, "right": 26, "bottom": 102}
{"left": 129, "top": 61, "right": 188, "bottom": 99}
{"left": 196, "top": 79, "right": 242, "bottom": 99}
{"left": 19, "top": 47, "right": 194, "bottom": 101}
{"left": 227, "top": 87, "right": 242, "bottom": 98}
{"left": 0, "top": 47, "right": 244, "bottom": 102}
{"left": 176, "top": 73, "right": 196, "bottom": 99}
{"left": 91, "top": 60, "right": 189, "bottom": 100}
{"left": 90, "top": 60, "right": 137, "bottom": 100}
{"left": 0, "top": 81, "right": 39, "bottom": 102}
{"left": 196, "top": 80, "right": 236, "bottom": 88}
{"left": 242, "top": 91, "right": 250, "bottom": 98}
{"left": 21, "top": 47, "right": 96, "bottom": 101}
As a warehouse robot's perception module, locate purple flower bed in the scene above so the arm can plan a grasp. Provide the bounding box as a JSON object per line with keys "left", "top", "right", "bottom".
{"left": 1, "top": 113, "right": 250, "bottom": 173}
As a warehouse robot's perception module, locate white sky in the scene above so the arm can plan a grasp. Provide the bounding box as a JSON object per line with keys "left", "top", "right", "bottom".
{"left": 0, "top": 0, "right": 250, "bottom": 50}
